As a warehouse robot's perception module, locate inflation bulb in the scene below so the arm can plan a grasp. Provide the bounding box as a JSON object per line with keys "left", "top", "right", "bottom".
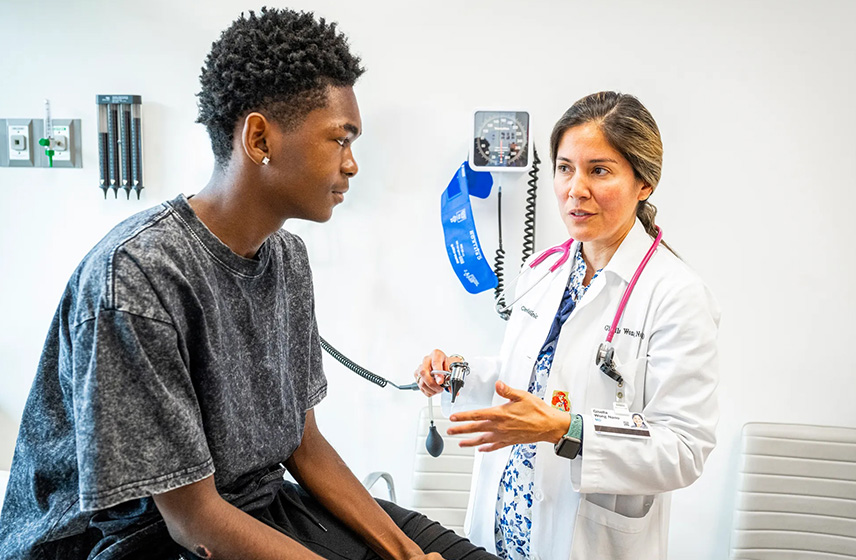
{"left": 426, "top": 397, "right": 444, "bottom": 457}
{"left": 425, "top": 361, "right": 470, "bottom": 457}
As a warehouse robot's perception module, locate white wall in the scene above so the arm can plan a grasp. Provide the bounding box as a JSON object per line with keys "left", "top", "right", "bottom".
{"left": 2, "top": 0, "right": 855, "bottom": 557}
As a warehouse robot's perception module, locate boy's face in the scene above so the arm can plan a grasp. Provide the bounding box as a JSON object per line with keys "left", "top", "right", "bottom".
{"left": 267, "top": 86, "right": 362, "bottom": 222}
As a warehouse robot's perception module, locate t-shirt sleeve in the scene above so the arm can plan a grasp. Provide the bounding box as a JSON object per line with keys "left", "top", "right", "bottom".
{"left": 306, "top": 311, "right": 327, "bottom": 410}
{"left": 70, "top": 308, "right": 214, "bottom": 511}
{"left": 288, "top": 232, "right": 327, "bottom": 411}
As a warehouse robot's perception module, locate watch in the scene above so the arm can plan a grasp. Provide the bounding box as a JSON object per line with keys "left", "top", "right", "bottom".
{"left": 554, "top": 414, "right": 583, "bottom": 459}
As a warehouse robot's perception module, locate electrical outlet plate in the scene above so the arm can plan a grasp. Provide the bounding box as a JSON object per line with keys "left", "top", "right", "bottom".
{"left": 0, "top": 119, "right": 42, "bottom": 167}
{"left": 45, "top": 119, "right": 82, "bottom": 168}
{"left": 9, "top": 125, "right": 31, "bottom": 160}
{"left": 0, "top": 118, "right": 81, "bottom": 168}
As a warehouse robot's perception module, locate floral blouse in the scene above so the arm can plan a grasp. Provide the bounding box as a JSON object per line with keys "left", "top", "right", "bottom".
{"left": 494, "top": 245, "right": 597, "bottom": 559}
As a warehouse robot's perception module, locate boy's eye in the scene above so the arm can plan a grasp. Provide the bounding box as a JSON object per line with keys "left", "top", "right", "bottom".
{"left": 337, "top": 138, "right": 350, "bottom": 147}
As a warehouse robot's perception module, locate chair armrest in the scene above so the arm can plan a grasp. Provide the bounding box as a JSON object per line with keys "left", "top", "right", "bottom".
{"left": 362, "top": 471, "right": 396, "bottom": 503}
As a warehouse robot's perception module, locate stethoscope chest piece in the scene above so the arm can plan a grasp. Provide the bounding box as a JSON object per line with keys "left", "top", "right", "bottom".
{"left": 596, "top": 342, "right": 614, "bottom": 368}
{"left": 596, "top": 342, "right": 624, "bottom": 385}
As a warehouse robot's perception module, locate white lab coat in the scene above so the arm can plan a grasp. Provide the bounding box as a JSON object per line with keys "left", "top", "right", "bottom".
{"left": 446, "top": 219, "right": 720, "bottom": 560}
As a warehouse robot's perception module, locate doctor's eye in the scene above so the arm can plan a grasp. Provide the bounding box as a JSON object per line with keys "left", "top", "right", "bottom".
{"left": 556, "top": 164, "right": 572, "bottom": 174}
{"left": 592, "top": 166, "right": 609, "bottom": 176}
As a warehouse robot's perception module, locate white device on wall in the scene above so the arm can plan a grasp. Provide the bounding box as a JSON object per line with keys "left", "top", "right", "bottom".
{"left": 469, "top": 109, "right": 532, "bottom": 172}
{"left": 441, "top": 109, "right": 539, "bottom": 320}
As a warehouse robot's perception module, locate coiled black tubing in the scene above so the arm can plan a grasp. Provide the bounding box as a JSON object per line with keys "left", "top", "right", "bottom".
{"left": 493, "top": 146, "right": 540, "bottom": 321}
{"left": 320, "top": 336, "right": 418, "bottom": 390}
{"left": 522, "top": 147, "right": 540, "bottom": 266}
{"left": 493, "top": 183, "right": 510, "bottom": 320}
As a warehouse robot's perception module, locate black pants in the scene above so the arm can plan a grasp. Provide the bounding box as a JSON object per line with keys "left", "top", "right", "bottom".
{"left": 175, "top": 482, "right": 497, "bottom": 560}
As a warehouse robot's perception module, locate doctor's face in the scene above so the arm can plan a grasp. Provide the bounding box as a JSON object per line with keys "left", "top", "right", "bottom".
{"left": 553, "top": 123, "right": 652, "bottom": 253}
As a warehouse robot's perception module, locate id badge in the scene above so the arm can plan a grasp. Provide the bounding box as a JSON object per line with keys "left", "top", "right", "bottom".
{"left": 591, "top": 406, "right": 651, "bottom": 438}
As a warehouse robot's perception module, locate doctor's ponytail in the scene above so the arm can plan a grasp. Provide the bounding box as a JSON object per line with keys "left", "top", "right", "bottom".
{"left": 550, "top": 92, "right": 677, "bottom": 254}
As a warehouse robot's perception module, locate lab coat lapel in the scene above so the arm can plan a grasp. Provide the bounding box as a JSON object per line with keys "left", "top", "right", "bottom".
{"left": 569, "top": 219, "right": 654, "bottom": 315}
{"left": 602, "top": 219, "right": 656, "bottom": 284}
{"left": 506, "top": 244, "right": 578, "bottom": 391}
{"left": 547, "top": 221, "right": 656, "bottom": 408}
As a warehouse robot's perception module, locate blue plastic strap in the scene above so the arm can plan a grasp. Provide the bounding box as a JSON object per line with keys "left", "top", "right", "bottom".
{"left": 440, "top": 162, "right": 497, "bottom": 294}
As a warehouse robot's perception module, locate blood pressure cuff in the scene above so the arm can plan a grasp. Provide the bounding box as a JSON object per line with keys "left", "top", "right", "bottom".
{"left": 440, "top": 162, "right": 497, "bottom": 294}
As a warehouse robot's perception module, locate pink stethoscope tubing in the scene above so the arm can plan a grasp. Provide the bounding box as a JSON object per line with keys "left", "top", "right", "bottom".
{"left": 605, "top": 225, "right": 662, "bottom": 342}
{"left": 496, "top": 227, "right": 663, "bottom": 340}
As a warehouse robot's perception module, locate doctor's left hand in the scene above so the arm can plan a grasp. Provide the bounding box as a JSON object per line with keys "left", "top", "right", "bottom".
{"left": 446, "top": 381, "right": 571, "bottom": 452}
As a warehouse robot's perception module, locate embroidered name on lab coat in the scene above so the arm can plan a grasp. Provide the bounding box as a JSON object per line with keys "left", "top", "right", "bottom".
{"left": 603, "top": 325, "right": 645, "bottom": 339}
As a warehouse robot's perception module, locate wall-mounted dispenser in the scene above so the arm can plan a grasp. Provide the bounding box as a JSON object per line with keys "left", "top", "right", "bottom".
{"left": 97, "top": 94, "right": 143, "bottom": 199}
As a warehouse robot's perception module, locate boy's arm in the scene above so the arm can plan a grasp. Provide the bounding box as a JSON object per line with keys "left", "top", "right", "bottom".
{"left": 153, "top": 475, "right": 323, "bottom": 560}
{"left": 285, "top": 409, "right": 441, "bottom": 560}
{"left": 152, "top": 409, "right": 442, "bottom": 560}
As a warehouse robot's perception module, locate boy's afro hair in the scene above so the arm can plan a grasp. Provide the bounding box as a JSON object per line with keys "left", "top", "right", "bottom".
{"left": 197, "top": 7, "right": 364, "bottom": 166}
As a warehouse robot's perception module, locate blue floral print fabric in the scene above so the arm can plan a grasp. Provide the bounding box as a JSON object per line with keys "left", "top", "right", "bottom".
{"left": 494, "top": 245, "right": 598, "bottom": 559}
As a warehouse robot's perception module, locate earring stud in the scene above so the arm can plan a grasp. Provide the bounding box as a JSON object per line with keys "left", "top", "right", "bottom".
{"left": 261, "top": 156, "right": 270, "bottom": 165}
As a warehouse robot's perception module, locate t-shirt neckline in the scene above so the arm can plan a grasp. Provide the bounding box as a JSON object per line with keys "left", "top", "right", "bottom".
{"left": 166, "top": 193, "right": 271, "bottom": 277}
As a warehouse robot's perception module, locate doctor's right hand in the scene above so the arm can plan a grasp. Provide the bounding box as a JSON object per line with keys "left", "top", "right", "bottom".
{"left": 414, "top": 349, "right": 465, "bottom": 397}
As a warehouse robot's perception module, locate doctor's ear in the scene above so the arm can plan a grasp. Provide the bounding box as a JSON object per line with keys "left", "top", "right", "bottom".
{"left": 241, "top": 112, "right": 271, "bottom": 166}
{"left": 638, "top": 182, "right": 654, "bottom": 201}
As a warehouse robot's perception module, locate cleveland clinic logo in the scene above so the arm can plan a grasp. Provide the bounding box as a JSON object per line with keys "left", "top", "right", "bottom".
{"left": 521, "top": 306, "right": 538, "bottom": 319}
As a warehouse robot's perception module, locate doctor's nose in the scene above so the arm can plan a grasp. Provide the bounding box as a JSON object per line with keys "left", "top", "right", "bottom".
{"left": 565, "top": 174, "right": 591, "bottom": 200}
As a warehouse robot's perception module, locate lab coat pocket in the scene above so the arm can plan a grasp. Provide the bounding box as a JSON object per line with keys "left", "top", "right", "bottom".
{"left": 614, "top": 356, "right": 647, "bottom": 407}
{"left": 569, "top": 494, "right": 658, "bottom": 560}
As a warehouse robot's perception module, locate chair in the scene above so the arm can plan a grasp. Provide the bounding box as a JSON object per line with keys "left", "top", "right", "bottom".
{"left": 409, "top": 406, "right": 476, "bottom": 536}
{"left": 729, "top": 422, "right": 856, "bottom": 559}
{"left": 362, "top": 471, "right": 397, "bottom": 503}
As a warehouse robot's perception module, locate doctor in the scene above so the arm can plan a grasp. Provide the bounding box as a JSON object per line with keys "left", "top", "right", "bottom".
{"left": 416, "top": 92, "right": 719, "bottom": 560}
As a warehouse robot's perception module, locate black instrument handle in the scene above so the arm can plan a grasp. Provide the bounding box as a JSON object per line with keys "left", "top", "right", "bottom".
{"left": 98, "top": 132, "right": 109, "bottom": 198}
{"left": 107, "top": 104, "right": 119, "bottom": 197}
{"left": 132, "top": 116, "right": 143, "bottom": 199}
{"left": 120, "top": 105, "right": 131, "bottom": 198}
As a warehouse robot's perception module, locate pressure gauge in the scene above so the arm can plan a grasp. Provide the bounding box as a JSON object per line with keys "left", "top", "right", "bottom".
{"left": 469, "top": 110, "right": 531, "bottom": 172}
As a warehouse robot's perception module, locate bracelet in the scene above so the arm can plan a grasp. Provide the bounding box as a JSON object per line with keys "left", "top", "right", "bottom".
{"left": 565, "top": 413, "right": 583, "bottom": 440}
{"left": 554, "top": 413, "right": 583, "bottom": 459}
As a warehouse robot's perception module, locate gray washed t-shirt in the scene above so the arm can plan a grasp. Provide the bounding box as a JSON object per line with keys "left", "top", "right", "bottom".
{"left": 0, "top": 194, "right": 327, "bottom": 559}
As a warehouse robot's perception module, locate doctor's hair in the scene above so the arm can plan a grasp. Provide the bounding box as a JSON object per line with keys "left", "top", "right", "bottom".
{"left": 550, "top": 92, "right": 673, "bottom": 252}
{"left": 196, "top": 7, "right": 365, "bottom": 167}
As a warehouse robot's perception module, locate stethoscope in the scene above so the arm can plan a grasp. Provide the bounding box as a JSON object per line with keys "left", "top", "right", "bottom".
{"left": 495, "top": 226, "right": 663, "bottom": 386}
{"left": 421, "top": 226, "right": 663, "bottom": 458}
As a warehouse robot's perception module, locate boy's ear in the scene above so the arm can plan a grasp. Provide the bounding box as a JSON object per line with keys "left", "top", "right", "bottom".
{"left": 241, "top": 112, "right": 270, "bottom": 166}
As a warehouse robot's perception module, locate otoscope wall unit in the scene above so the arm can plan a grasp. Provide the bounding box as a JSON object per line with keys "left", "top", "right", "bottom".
{"left": 97, "top": 94, "right": 144, "bottom": 199}
{"left": 0, "top": 118, "right": 82, "bottom": 168}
